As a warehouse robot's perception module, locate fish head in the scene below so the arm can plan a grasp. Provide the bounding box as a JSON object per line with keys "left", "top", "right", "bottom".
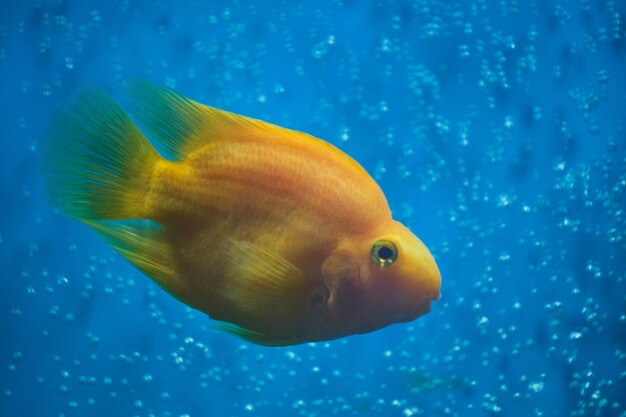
{"left": 366, "top": 220, "right": 441, "bottom": 325}
{"left": 321, "top": 220, "right": 441, "bottom": 334}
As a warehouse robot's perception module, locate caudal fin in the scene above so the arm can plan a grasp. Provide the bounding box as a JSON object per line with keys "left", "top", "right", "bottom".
{"left": 43, "top": 89, "right": 161, "bottom": 220}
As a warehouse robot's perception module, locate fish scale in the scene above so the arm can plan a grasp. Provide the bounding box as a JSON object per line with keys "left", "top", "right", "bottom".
{"left": 152, "top": 141, "right": 388, "bottom": 232}
{"left": 43, "top": 81, "right": 441, "bottom": 346}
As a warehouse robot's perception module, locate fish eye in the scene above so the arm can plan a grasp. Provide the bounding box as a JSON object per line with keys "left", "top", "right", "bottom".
{"left": 371, "top": 240, "right": 398, "bottom": 267}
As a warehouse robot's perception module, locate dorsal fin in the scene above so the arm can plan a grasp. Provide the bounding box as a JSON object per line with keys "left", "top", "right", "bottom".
{"left": 125, "top": 80, "right": 295, "bottom": 160}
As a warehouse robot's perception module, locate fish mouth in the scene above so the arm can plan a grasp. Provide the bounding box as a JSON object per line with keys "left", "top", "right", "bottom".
{"left": 418, "top": 291, "right": 441, "bottom": 313}
{"left": 400, "top": 292, "right": 440, "bottom": 322}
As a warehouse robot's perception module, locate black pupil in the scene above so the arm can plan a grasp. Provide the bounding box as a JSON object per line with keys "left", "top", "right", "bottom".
{"left": 378, "top": 246, "right": 394, "bottom": 260}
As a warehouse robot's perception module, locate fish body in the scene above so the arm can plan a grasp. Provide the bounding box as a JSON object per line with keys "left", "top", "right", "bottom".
{"left": 44, "top": 82, "right": 441, "bottom": 346}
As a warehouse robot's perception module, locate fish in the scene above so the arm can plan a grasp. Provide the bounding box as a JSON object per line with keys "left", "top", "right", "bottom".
{"left": 43, "top": 81, "right": 441, "bottom": 346}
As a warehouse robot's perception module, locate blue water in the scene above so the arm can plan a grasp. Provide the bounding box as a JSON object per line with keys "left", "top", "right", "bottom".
{"left": 1, "top": 1, "right": 625, "bottom": 416}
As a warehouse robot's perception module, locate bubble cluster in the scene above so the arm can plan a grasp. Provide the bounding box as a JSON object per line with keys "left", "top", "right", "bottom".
{"left": 1, "top": 0, "right": 625, "bottom": 416}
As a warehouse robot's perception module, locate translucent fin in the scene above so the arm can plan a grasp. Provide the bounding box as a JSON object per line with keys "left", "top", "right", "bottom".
{"left": 85, "top": 220, "right": 186, "bottom": 302}
{"left": 212, "top": 322, "right": 300, "bottom": 347}
{"left": 43, "top": 89, "right": 161, "bottom": 220}
{"left": 220, "top": 238, "right": 309, "bottom": 323}
{"left": 125, "top": 80, "right": 295, "bottom": 160}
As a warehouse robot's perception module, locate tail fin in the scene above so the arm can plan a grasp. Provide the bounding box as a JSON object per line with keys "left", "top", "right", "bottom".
{"left": 43, "top": 89, "right": 161, "bottom": 220}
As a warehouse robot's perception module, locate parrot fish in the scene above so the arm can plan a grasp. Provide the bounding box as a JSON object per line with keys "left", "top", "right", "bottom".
{"left": 44, "top": 81, "right": 441, "bottom": 346}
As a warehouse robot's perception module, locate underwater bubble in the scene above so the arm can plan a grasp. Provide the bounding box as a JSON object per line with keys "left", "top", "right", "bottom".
{"left": 528, "top": 381, "right": 544, "bottom": 393}
{"left": 312, "top": 35, "right": 335, "bottom": 59}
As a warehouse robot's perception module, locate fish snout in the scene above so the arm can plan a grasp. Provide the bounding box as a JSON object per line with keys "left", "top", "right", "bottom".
{"left": 414, "top": 246, "right": 442, "bottom": 302}
{"left": 406, "top": 239, "right": 441, "bottom": 315}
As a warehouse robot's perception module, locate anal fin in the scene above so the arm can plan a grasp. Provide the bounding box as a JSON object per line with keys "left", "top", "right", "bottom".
{"left": 85, "top": 220, "right": 186, "bottom": 302}
{"left": 212, "top": 322, "right": 301, "bottom": 347}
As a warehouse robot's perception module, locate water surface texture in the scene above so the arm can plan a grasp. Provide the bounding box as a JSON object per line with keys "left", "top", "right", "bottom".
{"left": 1, "top": 1, "right": 625, "bottom": 416}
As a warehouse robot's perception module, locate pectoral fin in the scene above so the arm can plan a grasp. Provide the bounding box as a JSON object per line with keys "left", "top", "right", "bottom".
{"left": 215, "top": 238, "right": 310, "bottom": 341}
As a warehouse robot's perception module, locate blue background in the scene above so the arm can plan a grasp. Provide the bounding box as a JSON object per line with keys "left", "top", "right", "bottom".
{"left": 1, "top": 1, "right": 625, "bottom": 416}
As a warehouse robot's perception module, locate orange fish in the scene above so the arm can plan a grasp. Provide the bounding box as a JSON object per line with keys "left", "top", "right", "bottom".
{"left": 44, "top": 82, "right": 441, "bottom": 346}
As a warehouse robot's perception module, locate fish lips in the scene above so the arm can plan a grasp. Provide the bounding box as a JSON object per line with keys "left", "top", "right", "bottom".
{"left": 401, "top": 291, "right": 441, "bottom": 322}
